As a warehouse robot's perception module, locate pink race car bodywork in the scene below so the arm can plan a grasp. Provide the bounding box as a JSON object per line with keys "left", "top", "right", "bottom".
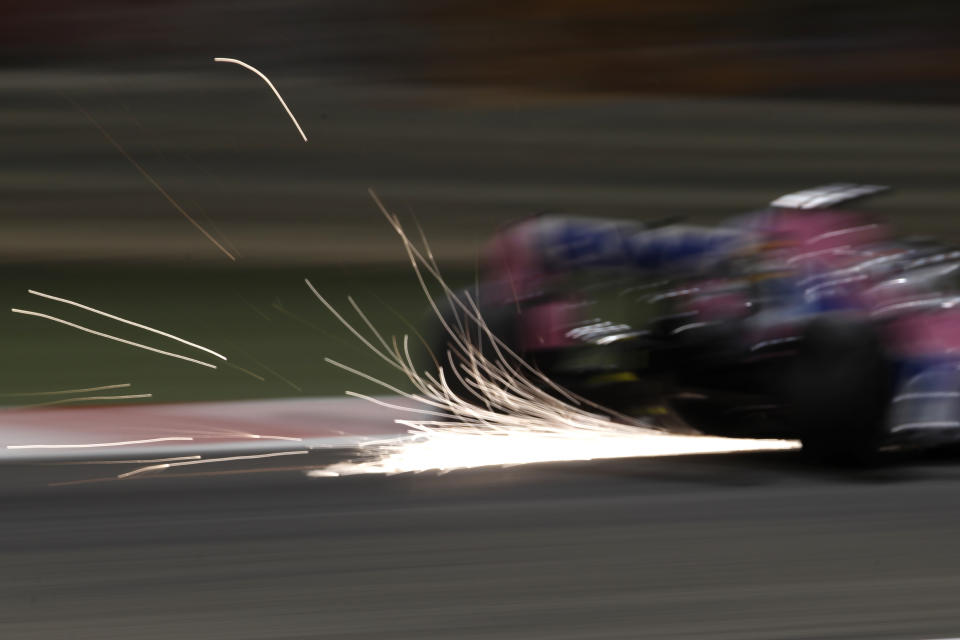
{"left": 456, "top": 184, "right": 960, "bottom": 455}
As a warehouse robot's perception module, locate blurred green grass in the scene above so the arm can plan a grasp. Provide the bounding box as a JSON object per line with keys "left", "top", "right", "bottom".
{"left": 0, "top": 262, "right": 473, "bottom": 406}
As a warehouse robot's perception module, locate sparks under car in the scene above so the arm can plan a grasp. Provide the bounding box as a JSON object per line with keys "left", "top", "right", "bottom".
{"left": 425, "top": 184, "right": 960, "bottom": 461}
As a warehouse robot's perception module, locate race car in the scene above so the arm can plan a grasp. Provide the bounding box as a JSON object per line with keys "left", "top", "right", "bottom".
{"left": 425, "top": 184, "right": 960, "bottom": 462}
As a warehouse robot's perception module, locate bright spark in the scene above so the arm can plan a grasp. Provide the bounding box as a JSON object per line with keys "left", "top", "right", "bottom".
{"left": 308, "top": 190, "right": 799, "bottom": 477}
{"left": 251, "top": 360, "right": 302, "bottom": 392}
{"left": 214, "top": 57, "right": 308, "bottom": 142}
{"left": 0, "top": 383, "right": 132, "bottom": 397}
{"left": 244, "top": 434, "right": 303, "bottom": 442}
{"left": 226, "top": 344, "right": 301, "bottom": 391}
{"left": 28, "top": 290, "right": 227, "bottom": 361}
{"left": 8, "top": 436, "right": 194, "bottom": 450}
{"left": 225, "top": 362, "right": 266, "bottom": 382}
{"left": 50, "top": 456, "right": 203, "bottom": 465}
{"left": 72, "top": 103, "right": 237, "bottom": 261}
{"left": 11, "top": 393, "right": 153, "bottom": 410}
{"left": 118, "top": 449, "right": 308, "bottom": 479}
{"left": 11, "top": 308, "right": 218, "bottom": 369}
{"left": 317, "top": 427, "right": 797, "bottom": 476}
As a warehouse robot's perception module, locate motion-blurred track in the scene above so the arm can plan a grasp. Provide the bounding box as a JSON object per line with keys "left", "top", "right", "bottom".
{"left": 4, "top": 449, "right": 960, "bottom": 639}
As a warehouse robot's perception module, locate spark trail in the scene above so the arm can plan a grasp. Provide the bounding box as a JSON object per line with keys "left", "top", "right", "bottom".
{"left": 11, "top": 309, "right": 218, "bottom": 369}
{"left": 0, "top": 383, "right": 132, "bottom": 398}
{"left": 10, "top": 393, "right": 153, "bottom": 410}
{"left": 214, "top": 57, "right": 308, "bottom": 142}
{"left": 308, "top": 191, "right": 798, "bottom": 477}
{"left": 72, "top": 103, "right": 237, "bottom": 261}
{"left": 28, "top": 290, "right": 227, "bottom": 361}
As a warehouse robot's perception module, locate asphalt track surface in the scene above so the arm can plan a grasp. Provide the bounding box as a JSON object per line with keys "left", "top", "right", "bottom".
{"left": 4, "top": 448, "right": 960, "bottom": 639}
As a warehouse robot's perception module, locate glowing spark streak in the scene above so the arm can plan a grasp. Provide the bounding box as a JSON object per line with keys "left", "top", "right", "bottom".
{"left": 148, "top": 423, "right": 302, "bottom": 442}
{"left": 227, "top": 345, "right": 302, "bottom": 392}
{"left": 118, "top": 449, "right": 308, "bottom": 479}
{"left": 28, "top": 290, "right": 227, "bottom": 361}
{"left": 49, "top": 456, "right": 202, "bottom": 465}
{"left": 366, "top": 188, "right": 586, "bottom": 408}
{"left": 225, "top": 362, "right": 266, "bottom": 382}
{"left": 73, "top": 104, "right": 237, "bottom": 261}
{"left": 8, "top": 436, "right": 194, "bottom": 450}
{"left": 317, "top": 431, "right": 797, "bottom": 475}
{"left": 306, "top": 191, "right": 799, "bottom": 477}
{"left": 252, "top": 361, "right": 302, "bottom": 393}
{"left": 323, "top": 358, "right": 410, "bottom": 398}
{"left": 0, "top": 383, "right": 131, "bottom": 397}
{"left": 306, "top": 283, "right": 406, "bottom": 377}
{"left": 12, "top": 393, "right": 152, "bottom": 409}
{"left": 213, "top": 57, "right": 308, "bottom": 142}
{"left": 48, "top": 461, "right": 320, "bottom": 486}
{"left": 237, "top": 295, "right": 272, "bottom": 322}
{"left": 48, "top": 477, "right": 119, "bottom": 487}
{"left": 343, "top": 390, "right": 452, "bottom": 420}
{"left": 11, "top": 309, "right": 217, "bottom": 369}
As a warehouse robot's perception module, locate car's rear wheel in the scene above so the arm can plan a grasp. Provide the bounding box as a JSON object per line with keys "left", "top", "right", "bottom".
{"left": 783, "top": 315, "right": 893, "bottom": 464}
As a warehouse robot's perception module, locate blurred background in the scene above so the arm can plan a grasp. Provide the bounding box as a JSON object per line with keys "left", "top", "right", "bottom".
{"left": 2, "top": 0, "right": 960, "bottom": 402}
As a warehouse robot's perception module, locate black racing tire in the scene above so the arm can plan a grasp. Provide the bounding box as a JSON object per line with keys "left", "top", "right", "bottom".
{"left": 782, "top": 314, "right": 893, "bottom": 465}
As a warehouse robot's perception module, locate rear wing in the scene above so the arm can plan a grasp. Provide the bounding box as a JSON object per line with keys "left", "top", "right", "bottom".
{"left": 770, "top": 183, "right": 891, "bottom": 210}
